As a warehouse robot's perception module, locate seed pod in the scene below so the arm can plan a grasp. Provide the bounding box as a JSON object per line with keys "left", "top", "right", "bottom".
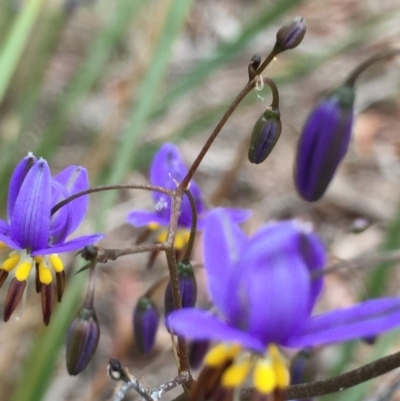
{"left": 248, "top": 107, "right": 281, "bottom": 164}
{"left": 164, "top": 262, "right": 197, "bottom": 331}
{"left": 275, "top": 16, "right": 307, "bottom": 52}
{"left": 294, "top": 85, "right": 355, "bottom": 202}
{"left": 133, "top": 295, "right": 159, "bottom": 354}
{"left": 66, "top": 306, "right": 100, "bottom": 375}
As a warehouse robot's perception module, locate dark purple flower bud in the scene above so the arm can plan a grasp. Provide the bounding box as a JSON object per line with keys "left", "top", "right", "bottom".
{"left": 275, "top": 17, "right": 306, "bottom": 52}
{"left": 66, "top": 307, "right": 100, "bottom": 375}
{"left": 188, "top": 340, "right": 210, "bottom": 370}
{"left": 165, "top": 262, "right": 197, "bottom": 331}
{"left": 133, "top": 295, "right": 159, "bottom": 354}
{"left": 294, "top": 85, "right": 355, "bottom": 202}
{"left": 248, "top": 107, "right": 281, "bottom": 164}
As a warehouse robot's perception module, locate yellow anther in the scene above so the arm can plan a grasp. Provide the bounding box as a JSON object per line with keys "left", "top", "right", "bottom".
{"left": 49, "top": 254, "right": 64, "bottom": 273}
{"left": 15, "top": 261, "right": 34, "bottom": 281}
{"left": 268, "top": 344, "right": 290, "bottom": 389}
{"left": 156, "top": 229, "right": 168, "bottom": 244}
{"left": 0, "top": 241, "right": 9, "bottom": 249}
{"left": 2, "top": 253, "right": 21, "bottom": 272}
{"left": 253, "top": 358, "right": 276, "bottom": 394}
{"left": 204, "top": 344, "right": 241, "bottom": 367}
{"left": 174, "top": 231, "right": 190, "bottom": 250}
{"left": 221, "top": 357, "right": 252, "bottom": 388}
{"left": 39, "top": 262, "right": 53, "bottom": 285}
{"left": 148, "top": 222, "right": 159, "bottom": 230}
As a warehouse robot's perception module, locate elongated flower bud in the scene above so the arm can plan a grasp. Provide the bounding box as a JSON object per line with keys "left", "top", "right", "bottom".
{"left": 248, "top": 107, "right": 281, "bottom": 164}
{"left": 275, "top": 17, "right": 306, "bottom": 52}
{"left": 165, "top": 262, "right": 197, "bottom": 331}
{"left": 133, "top": 295, "right": 159, "bottom": 354}
{"left": 66, "top": 307, "right": 100, "bottom": 375}
{"left": 294, "top": 85, "right": 355, "bottom": 202}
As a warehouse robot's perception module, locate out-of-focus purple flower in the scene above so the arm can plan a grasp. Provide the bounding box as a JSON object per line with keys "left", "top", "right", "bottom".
{"left": 133, "top": 295, "right": 159, "bottom": 354}
{"left": 0, "top": 153, "right": 103, "bottom": 324}
{"left": 66, "top": 306, "right": 100, "bottom": 375}
{"left": 248, "top": 107, "right": 282, "bottom": 164}
{"left": 294, "top": 85, "right": 355, "bottom": 202}
{"left": 127, "top": 143, "right": 251, "bottom": 250}
{"left": 168, "top": 209, "right": 400, "bottom": 400}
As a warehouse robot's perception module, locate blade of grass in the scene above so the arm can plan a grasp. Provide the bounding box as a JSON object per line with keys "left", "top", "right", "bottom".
{"left": 0, "top": 0, "right": 47, "bottom": 104}
{"left": 96, "top": 0, "right": 195, "bottom": 225}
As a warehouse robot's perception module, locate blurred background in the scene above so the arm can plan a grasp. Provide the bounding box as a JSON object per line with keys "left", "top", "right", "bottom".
{"left": 1, "top": 0, "right": 400, "bottom": 400}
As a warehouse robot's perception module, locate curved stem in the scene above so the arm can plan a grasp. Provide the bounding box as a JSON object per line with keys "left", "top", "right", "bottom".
{"left": 51, "top": 184, "right": 172, "bottom": 216}
{"left": 181, "top": 190, "right": 198, "bottom": 263}
{"left": 345, "top": 48, "right": 400, "bottom": 87}
{"left": 264, "top": 77, "right": 279, "bottom": 108}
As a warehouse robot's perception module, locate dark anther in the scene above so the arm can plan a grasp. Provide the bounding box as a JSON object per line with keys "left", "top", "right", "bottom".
{"left": 107, "top": 358, "right": 131, "bottom": 382}
{"left": 248, "top": 55, "right": 262, "bottom": 80}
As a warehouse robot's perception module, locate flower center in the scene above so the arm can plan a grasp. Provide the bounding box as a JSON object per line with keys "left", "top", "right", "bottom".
{"left": 148, "top": 223, "right": 190, "bottom": 250}
{"left": 193, "top": 343, "right": 290, "bottom": 401}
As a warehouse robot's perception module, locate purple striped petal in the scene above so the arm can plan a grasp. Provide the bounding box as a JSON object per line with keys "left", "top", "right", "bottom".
{"left": 0, "top": 232, "right": 22, "bottom": 250}
{"left": 53, "top": 166, "right": 89, "bottom": 235}
{"left": 203, "top": 208, "right": 247, "bottom": 319}
{"left": 32, "top": 234, "right": 104, "bottom": 256}
{"left": 285, "top": 298, "right": 400, "bottom": 348}
{"left": 127, "top": 211, "right": 169, "bottom": 227}
{"left": 10, "top": 159, "right": 51, "bottom": 251}
{"left": 168, "top": 308, "right": 265, "bottom": 353}
{"left": 8, "top": 153, "right": 37, "bottom": 222}
{"left": 235, "top": 223, "right": 310, "bottom": 344}
{"left": 50, "top": 180, "right": 72, "bottom": 245}
{"left": 0, "top": 219, "right": 10, "bottom": 235}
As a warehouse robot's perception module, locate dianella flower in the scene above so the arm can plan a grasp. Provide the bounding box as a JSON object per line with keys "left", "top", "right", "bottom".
{"left": 127, "top": 143, "right": 251, "bottom": 253}
{"left": 168, "top": 209, "right": 400, "bottom": 401}
{"left": 0, "top": 153, "right": 103, "bottom": 324}
{"left": 294, "top": 85, "right": 355, "bottom": 202}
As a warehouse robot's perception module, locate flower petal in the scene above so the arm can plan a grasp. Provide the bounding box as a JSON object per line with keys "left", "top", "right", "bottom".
{"left": 149, "top": 143, "right": 204, "bottom": 228}
{"left": 168, "top": 308, "right": 265, "bottom": 353}
{"left": 0, "top": 232, "right": 21, "bottom": 249}
{"left": 203, "top": 208, "right": 247, "bottom": 318}
{"left": 53, "top": 166, "right": 89, "bottom": 235}
{"left": 197, "top": 208, "right": 252, "bottom": 230}
{"left": 0, "top": 219, "right": 10, "bottom": 235}
{"left": 285, "top": 298, "right": 400, "bottom": 348}
{"left": 8, "top": 153, "right": 37, "bottom": 222}
{"left": 127, "top": 211, "right": 168, "bottom": 227}
{"left": 234, "top": 221, "right": 311, "bottom": 344}
{"left": 32, "top": 234, "right": 104, "bottom": 256}
{"left": 10, "top": 159, "right": 51, "bottom": 251}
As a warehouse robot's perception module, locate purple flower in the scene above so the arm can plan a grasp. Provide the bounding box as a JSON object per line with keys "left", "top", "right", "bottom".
{"left": 0, "top": 153, "right": 103, "bottom": 324}
{"left": 127, "top": 143, "right": 251, "bottom": 250}
{"left": 168, "top": 209, "right": 400, "bottom": 399}
{"left": 294, "top": 85, "right": 355, "bottom": 202}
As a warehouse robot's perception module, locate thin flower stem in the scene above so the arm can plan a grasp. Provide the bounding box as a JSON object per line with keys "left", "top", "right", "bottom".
{"left": 51, "top": 184, "right": 172, "bottom": 216}
{"left": 179, "top": 48, "right": 280, "bottom": 190}
{"left": 264, "top": 77, "right": 279, "bottom": 108}
{"left": 83, "top": 261, "right": 96, "bottom": 308}
{"left": 150, "top": 371, "right": 190, "bottom": 400}
{"left": 181, "top": 190, "right": 197, "bottom": 263}
{"left": 345, "top": 48, "right": 400, "bottom": 87}
{"left": 313, "top": 248, "right": 400, "bottom": 278}
{"left": 97, "top": 243, "right": 168, "bottom": 261}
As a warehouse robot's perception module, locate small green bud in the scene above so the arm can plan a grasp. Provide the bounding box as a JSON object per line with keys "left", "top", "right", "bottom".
{"left": 248, "top": 107, "right": 282, "bottom": 164}
{"left": 66, "top": 307, "right": 100, "bottom": 375}
{"left": 275, "top": 17, "right": 306, "bottom": 52}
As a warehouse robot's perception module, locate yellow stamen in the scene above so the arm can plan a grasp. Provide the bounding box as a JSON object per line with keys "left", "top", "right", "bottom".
{"left": 156, "top": 229, "right": 168, "bottom": 243}
{"left": 269, "top": 344, "right": 290, "bottom": 389}
{"left": 15, "top": 261, "right": 34, "bottom": 281}
{"left": 204, "top": 344, "right": 241, "bottom": 367}
{"left": 34, "top": 256, "right": 43, "bottom": 263}
{"left": 148, "top": 222, "right": 159, "bottom": 230}
{"left": 253, "top": 358, "right": 276, "bottom": 394}
{"left": 221, "top": 357, "right": 252, "bottom": 388}
{"left": 2, "top": 253, "right": 21, "bottom": 272}
{"left": 0, "top": 241, "right": 9, "bottom": 249}
{"left": 49, "top": 254, "right": 64, "bottom": 272}
{"left": 39, "top": 262, "right": 53, "bottom": 285}
{"left": 156, "top": 229, "right": 190, "bottom": 250}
